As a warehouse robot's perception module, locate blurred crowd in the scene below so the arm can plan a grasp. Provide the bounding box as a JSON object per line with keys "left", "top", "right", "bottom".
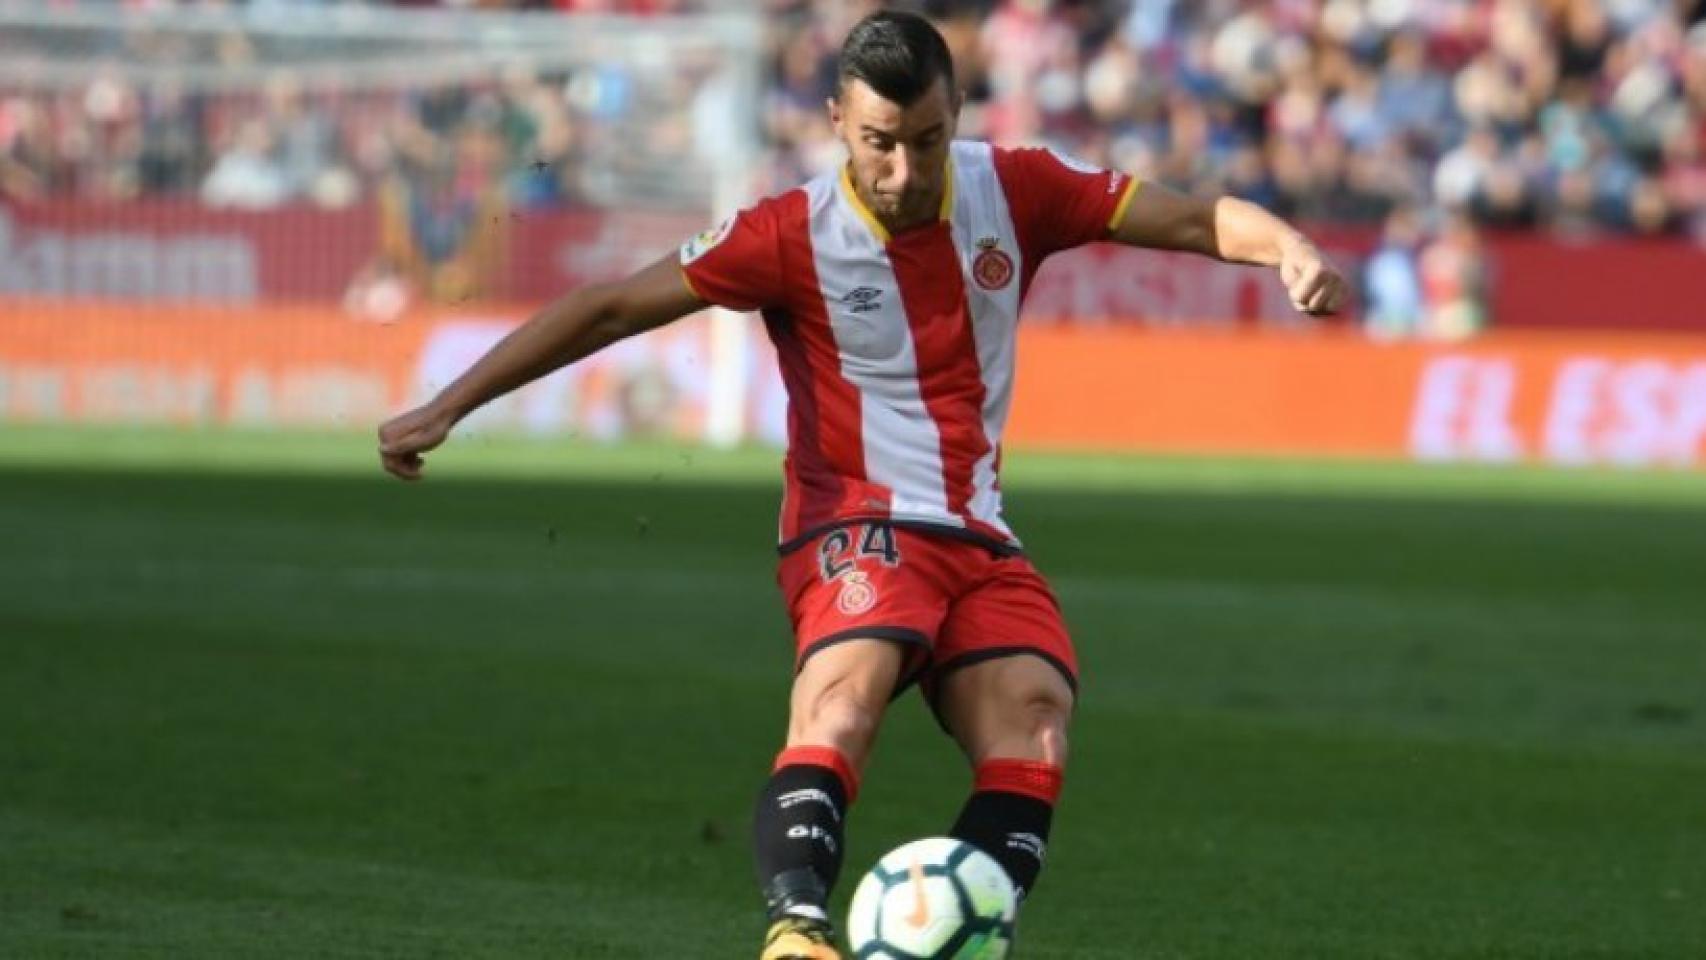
{"left": 8, "top": 0, "right": 1706, "bottom": 237}
{"left": 6, "top": 0, "right": 1706, "bottom": 331}
{"left": 2, "top": 1, "right": 1703, "bottom": 232}
{"left": 0, "top": 58, "right": 615, "bottom": 212}
{"left": 771, "top": 0, "right": 1706, "bottom": 241}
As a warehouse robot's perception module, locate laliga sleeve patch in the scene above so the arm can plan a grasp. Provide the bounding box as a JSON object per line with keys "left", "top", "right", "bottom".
{"left": 679, "top": 215, "right": 735, "bottom": 265}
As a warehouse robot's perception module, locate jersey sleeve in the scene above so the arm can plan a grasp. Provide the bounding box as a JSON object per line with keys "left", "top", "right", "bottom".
{"left": 678, "top": 197, "right": 784, "bottom": 312}
{"left": 991, "top": 146, "right": 1138, "bottom": 260}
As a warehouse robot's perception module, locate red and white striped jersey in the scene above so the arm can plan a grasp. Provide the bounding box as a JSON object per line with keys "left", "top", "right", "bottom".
{"left": 680, "top": 140, "right": 1137, "bottom": 552}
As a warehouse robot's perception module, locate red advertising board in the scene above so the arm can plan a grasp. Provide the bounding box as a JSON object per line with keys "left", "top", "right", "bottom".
{"left": 0, "top": 200, "right": 375, "bottom": 302}
{"left": 6, "top": 199, "right": 1706, "bottom": 334}
{"left": 1483, "top": 234, "right": 1706, "bottom": 334}
{"left": 0, "top": 200, "right": 702, "bottom": 305}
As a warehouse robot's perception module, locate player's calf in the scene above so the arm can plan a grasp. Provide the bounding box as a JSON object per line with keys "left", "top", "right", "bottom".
{"left": 949, "top": 755, "right": 1064, "bottom": 902}
{"left": 937, "top": 655, "right": 1075, "bottom": 902}
{"left": 755, "top": 636, "right": 905, "bottom": 922}
{"left": 752, "top": 745, "right": 859, "bottom": 925}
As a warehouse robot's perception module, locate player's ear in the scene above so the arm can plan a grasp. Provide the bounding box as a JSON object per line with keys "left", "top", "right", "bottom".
{"left": 827, "top": 92, "right": 843, "bottom": 133}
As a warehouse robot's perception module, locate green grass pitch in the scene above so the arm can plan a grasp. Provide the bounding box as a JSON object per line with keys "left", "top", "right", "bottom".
{"left": 1, "top": 426, "right": 1702, "bottom": 958}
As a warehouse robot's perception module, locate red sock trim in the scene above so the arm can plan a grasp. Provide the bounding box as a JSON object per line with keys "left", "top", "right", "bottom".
{"left": 974, "top": 758, "right": 1063, "bottom": 805}
{"left": 774, "top": 746, "right": 860, "bottom": 804}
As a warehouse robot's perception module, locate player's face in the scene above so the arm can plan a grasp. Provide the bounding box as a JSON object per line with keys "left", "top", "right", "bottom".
{"left": 830, "top": 77, "right": 959, "bottom": 230}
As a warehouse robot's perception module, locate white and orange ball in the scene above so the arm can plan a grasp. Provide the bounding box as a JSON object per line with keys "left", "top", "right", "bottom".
{"left": 845, "top": 837, "right": 1017, "bottom": 959}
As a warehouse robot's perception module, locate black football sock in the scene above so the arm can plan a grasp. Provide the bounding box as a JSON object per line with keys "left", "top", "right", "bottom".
{"left": 753, "top": 746, "right": 859, "bottom": 924}
{"left": 949, "top": 758, "right": 1064, "bottom": 902}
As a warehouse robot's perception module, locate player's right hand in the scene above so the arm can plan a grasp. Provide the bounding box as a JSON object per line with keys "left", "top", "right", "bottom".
{"left": 378, "top": 404, "right": 453, "bottom": 481}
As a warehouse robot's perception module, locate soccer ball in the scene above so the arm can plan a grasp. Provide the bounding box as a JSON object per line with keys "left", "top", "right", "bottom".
{"left": 845, "top": 837, "right": 1017, "bottom": 959}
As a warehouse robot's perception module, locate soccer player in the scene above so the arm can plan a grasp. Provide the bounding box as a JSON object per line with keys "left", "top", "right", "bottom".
{"left": 378, "top": 11, "right": 1346, "bottom": 959}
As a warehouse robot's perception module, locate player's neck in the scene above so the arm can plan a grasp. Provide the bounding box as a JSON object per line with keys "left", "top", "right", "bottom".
{"left": 876, "top": 204, "right": 942, "bottom": 236}
{"left": 842, "top": 163, "right": 949, "bottom": 239}
{"left": 869, "top": 184, "right": 946, "bottom": 236}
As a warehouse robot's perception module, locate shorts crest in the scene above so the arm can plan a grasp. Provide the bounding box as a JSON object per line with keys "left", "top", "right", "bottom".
{"left": 836, "top": 571, "right": 877, "bottom": 616}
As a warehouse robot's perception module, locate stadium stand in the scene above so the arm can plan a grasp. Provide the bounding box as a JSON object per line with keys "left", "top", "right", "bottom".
{"left": 6, "top": 0, "right": 1706, "bottom": 239}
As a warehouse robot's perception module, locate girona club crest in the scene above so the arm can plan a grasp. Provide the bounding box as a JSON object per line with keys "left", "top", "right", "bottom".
{"left": 972, "top": 236, "right": 1014, "bottom": 291}
{"left": 836, "top": 571, "right": 878, "bottom": 616}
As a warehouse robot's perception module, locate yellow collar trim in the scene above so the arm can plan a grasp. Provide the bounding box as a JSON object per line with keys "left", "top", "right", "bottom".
{"left": 839, "top": 165, "right": 891, "bottom": 244}
{"left": 838, "top": 158, "right": 955, "bottom": 245}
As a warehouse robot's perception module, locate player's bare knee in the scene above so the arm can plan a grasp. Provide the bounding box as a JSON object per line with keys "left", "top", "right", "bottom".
{"left": 962, "top": 692, "right": 1064, "bottom": 767}
{"left": 985, "top": 687, "right": 1073, "bottom": 766}
{"left": 993, "top": 690, "right": 1068, "bottom": 754}
{"left": 1026, "top": 696, "right": 1071, "bottom": 767}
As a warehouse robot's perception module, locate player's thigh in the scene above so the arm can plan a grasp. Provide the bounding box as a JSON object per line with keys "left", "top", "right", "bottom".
{"left": 777, "top": 523, "right": 954, "bottom": 760}
{"left": 787, "top": 637, "right": 911, "bottom": 747}
{"left": 932, "top": 558, "right": 1078, "bottom": 764}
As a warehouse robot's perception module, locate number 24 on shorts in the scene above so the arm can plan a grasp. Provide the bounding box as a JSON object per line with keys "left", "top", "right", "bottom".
{"left": 817, "top": 524, "right": 901, "bottom": 582}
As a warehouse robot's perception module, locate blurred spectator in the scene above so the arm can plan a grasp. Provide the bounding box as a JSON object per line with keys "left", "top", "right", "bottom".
{"left": 1660, "top": 108, "right": 1706, "bottom": 239}
{"left": 264, "top": 73, "right": 338, "bottom": 200}
{"left": 1434, "top": 125, "right": 1501, "bottom": 210}
{"left": 1377, "top": 30, "right": 1453, "bottom": 151}
{"left": 1547, "top": 165, "right": 1603, "bottom": 238}
{"left": 1363, "top": 205, "right": 1425, "bottom": 339}
{"left": 349, "top": 139, "right": 506, "bottom": 315}
{"left": 979, "top": 0, "right": 1084, "bottom": 145}
{"left": 136, "top": 81, "right": 203, "bottom": 195}
{"left": 0, "top": 96, "right": 54, "bottom": 199}
{"left": 1419, "top": 211, "right": 1489, "bottom": 340}
{"left": 201, "top": 119, "right": 290, "bottom": 208}
{"left": 74, "top": 72, "right": 144, "bottom": 200}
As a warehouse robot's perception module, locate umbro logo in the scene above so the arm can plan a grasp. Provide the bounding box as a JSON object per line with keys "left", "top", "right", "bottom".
{"left": 841, "top": 286, "right": 883, "bottom": 314}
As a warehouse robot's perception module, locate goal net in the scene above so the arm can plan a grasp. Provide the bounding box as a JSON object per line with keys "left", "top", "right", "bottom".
{"left": 0, "top": 3, "right": 769, "bottom": 445}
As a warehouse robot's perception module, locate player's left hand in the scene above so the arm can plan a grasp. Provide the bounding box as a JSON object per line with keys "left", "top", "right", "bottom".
{"left": 1278, "top": 238, "right": 1348, "bottom": 316}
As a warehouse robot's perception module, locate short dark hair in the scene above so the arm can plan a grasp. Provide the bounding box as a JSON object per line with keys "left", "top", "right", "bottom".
{"left": 837, "top": 10, "right": 956, "bottom": 106}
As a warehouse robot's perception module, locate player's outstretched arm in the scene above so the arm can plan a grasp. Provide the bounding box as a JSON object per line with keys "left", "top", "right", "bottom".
{"left": 1108, "top": 180, "right": 1348, "bottom": 316}
{"left": 377, "top": 253, "right": 705, "bottom": 481}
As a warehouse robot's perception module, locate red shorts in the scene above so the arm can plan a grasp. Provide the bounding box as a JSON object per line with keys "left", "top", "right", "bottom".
{"left": 776, "top": 522, "right": 1078, "bottom": 703}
